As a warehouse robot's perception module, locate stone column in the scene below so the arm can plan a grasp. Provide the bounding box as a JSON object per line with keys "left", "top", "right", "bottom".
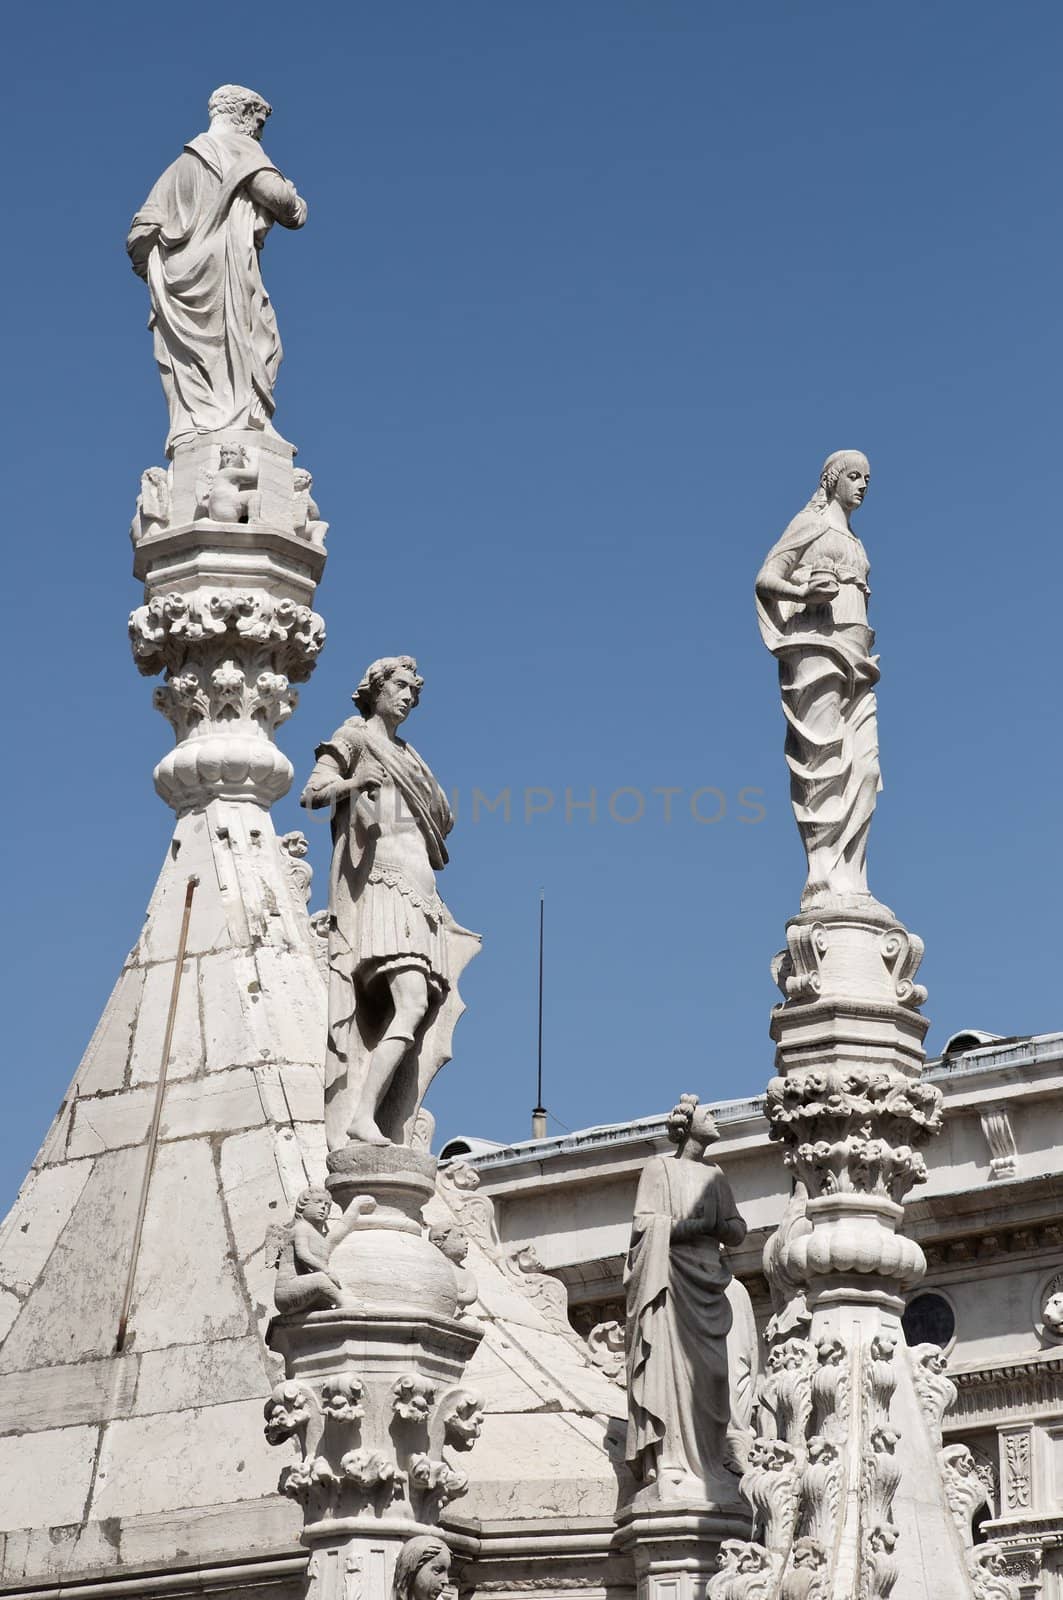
{"left": 128, "top": 430, "right": 327, "bottom": 814}
{"left": 703, "top": 901, "right": 1022, "bottom": 1599}
{"left": 265, "top": 1149, "right": 485, "bottom": 1600}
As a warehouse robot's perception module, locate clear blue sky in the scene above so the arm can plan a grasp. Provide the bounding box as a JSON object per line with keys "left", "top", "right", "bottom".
{"left": 3, "top": 1, "right": 1060, "bottom": 1209}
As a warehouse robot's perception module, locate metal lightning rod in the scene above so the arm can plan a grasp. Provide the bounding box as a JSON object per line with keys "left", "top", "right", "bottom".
{"left": 532, "top": 891, "right": 547, "bottom": 1139}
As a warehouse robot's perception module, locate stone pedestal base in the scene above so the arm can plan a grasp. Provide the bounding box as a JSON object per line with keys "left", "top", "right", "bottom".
{"left": 266, "top": 1147, "right": 484, "bottom": 1598}
{"left": 615, "top": 1502, "right": 752, "bottom": 1600}
{"left": 722, "top": 902, "right": 1020, "bottom": 1599}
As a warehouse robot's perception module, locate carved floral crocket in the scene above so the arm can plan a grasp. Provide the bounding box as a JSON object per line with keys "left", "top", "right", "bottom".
{"left": 301, "top": 657, "right": 479, "bottom": 1149}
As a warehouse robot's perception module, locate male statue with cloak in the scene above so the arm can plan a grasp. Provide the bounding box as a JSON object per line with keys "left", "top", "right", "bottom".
{"left": 127, "top": 84, "right": 307, "bottom": 453}
{"left": 625, "top": 1093, "right": 756, "bottom": 1507}
{"left": 301, "top": 657, "right": 480, "bottom": 1150}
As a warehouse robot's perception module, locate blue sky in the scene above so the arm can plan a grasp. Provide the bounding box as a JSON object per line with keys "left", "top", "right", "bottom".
{"left": 3, "top": 1, "right": 1060, "bottom": 1208}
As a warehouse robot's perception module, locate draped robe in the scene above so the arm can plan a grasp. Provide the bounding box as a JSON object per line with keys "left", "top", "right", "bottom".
{"left": 625, "top": 1155, "right": 749, "bottom": 1500}
{"left": 127, "top": 128, "right": 305, "bottom": 451}
{"left": 756, "top": 510, "right": 881, "bottom": 906}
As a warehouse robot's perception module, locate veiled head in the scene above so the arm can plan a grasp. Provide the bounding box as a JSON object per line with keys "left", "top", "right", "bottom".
{"left": 208, "top": 84, "right": 272, "bottom": 141}
{"left": 354, "top": 656, "right": 424, "bottom": 723}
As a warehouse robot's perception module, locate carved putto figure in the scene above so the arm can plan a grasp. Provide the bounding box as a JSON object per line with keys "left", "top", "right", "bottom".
{"left": 197, "top": 443, "right": 257, "bottom": 523}
{"left": 428, "top": 1223, "right": 477, "bottom": 1312}
{"left": 269, "top": 1186, "right": 375, "bottom": 1313}
{"left": 127, "top": 85, "right": 307, "bottom": 452}
{"left": 393, "top": 1536, "right": 451, "bottom": 1600}
{"left": 270, "top": 1187, "right": 343, "bottom": 1314}
{"left": 301, "top": 657, "right": 479, "bottom": 1149}
{"left": 130, "top": 466, "right": 171, "bottom": 545}
{"left": 624, "top": 1093, "right": 748, "bottom": 1503}
{"left": 756, "top": 450, "right": 881, "bottom": 908}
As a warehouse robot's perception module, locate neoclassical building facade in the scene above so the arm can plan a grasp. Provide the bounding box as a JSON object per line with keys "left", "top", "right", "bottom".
{"left": 452, "top": 1028, "right": 1063, "bottom": 1598}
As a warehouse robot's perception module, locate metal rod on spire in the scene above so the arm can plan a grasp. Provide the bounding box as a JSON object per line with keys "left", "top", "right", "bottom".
{"left": 115, "top": 874, "right": 199, "bottom": 1353}
{"left": 532, "top": 891, "right": 547, "bottom": 1139}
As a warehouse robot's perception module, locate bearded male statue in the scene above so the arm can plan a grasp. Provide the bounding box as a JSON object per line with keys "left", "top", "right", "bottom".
{"left": 127, "top": 84, "right": 308, "bottom": 452}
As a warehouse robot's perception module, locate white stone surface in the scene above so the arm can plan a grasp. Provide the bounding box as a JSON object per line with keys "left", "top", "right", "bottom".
{"left": 90, "top": 1399, "right": 281, "bottom": 1519}
{"left": 0, "top": 1357, "right": 137, "bottom": 1434}
{"left": 0, "top": 1159, "right": 93, "bottom": 1293}
{"left": 130, "top": 957, "right": 205, "bottom": 1083}
{"left": 0, "top": 1425, "right": 100, "bottom": 1531}
{"left": 134, "top": 1337, "right": 267, "bottom": 1415}
{"left": 128, "top": 1138, "right": 250, "bottom": 1350}
{"left": 0, "top": 1146, "right": 143, "bottom": 1369}
{"left": 77, "top": 966, "right": 145, "bottom": 1094}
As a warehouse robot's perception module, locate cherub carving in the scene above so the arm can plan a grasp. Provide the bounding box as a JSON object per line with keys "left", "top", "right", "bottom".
{"left": 196, "top": 442, "right": 257, "bottom": 523}
{"left": 293, "top": 467, "right": 328, "bottom": 546}
{"left": 268, "top": 1185, "right": 376, "bottom": 1313}
{"left": 428, "top": 1223, "right": 477, "bottom": 1313}
{"left": 130, "top": 465, "right": 171, "bottom": 545}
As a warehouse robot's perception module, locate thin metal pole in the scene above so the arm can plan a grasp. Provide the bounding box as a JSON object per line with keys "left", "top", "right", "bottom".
{"left": 532, "top": 891, "right": 546, "bottom": 1138}
{"left": 115, "top": 874, "right": 199, "bottom": 1353}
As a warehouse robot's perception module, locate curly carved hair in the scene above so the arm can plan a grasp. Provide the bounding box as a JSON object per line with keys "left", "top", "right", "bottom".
{"left": 294, "top": 1186, "right": 331, "bottom": 1218}
{"left": 354, "top": 656, "right": 424, "bottom": 718}
{"left": 805, "top": 449, "right": 870, "bottom": 512}
{"left": 665, "top": 1093, "right": 701, "bottom": 1147}
{"left": 208, "top": 84, "right": 272, "bottom": 129}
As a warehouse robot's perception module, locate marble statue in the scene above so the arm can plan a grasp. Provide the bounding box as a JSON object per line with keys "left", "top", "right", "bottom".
{"left": 127, "top": 85, "right": 308, "bottom": 452}
{"left": 269, "top": 1186, "right": 375, "bottom": 1313}
{"left": 196, "top": 443, "right": 257, "bottom": 522}
{"left": 624, "top": 1093, "right": 748, "bottom": 1503}
{"left": 301, "top": 657, "right": 479, "bottom": 1149}
{"left": 428, "top": 1223, "right": 477, "bottom": 1312}
{"left": 271, "top": 1187, "right": 344, "bottom": 1314}
{"left": 755, "top": 450, "right": 880, "bottom": 908}
{"left": 393, "top": 1537, "right": 451, "bottom": 1600}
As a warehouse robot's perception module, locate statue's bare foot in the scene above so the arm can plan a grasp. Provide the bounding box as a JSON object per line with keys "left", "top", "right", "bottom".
{"left": 346, "top": 1114, "right": 389, "bottom": 1146}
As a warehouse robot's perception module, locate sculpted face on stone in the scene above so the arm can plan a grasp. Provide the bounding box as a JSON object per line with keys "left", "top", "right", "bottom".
{"left": 393, "top": 1536, "right": 451, "bottom": 1600}
{"left": 829, "top": 454, "right": 870, "bottom": 515}
{"left": 755, "top": 449, "right": 881, "bottom": 909}
{"left": 1042, "top": 1290, "right": 1063, "bottom": 1335}
{"left": 429, "top": 1224, "right": 469, "bottom": 1266}
{"left": 296, "top": 1187, "right": 333, "bottom": 1228}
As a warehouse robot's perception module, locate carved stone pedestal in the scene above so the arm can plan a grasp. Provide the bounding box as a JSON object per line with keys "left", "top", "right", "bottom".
{"left": 267, "top": 1147, "right": 484, "bottom": 1600}
{"left": 708, "top": 908, "right": 1020, "bottom": 1600}
{"left": 615, "top": 1501, "right": 753, "bottom": 1600}
{"left": 129, "top": 429, "right": 327, "bottom": 813}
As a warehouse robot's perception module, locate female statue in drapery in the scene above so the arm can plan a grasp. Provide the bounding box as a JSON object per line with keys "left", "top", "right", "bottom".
{"left": 624, "top": 1094, "right": 751, "bottom": 1505}
{"left": 301, "top": 657, "right": 479, "bottom": 1150}
{"left": 755, "top": 450, "right": 881, "bottom": 908}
